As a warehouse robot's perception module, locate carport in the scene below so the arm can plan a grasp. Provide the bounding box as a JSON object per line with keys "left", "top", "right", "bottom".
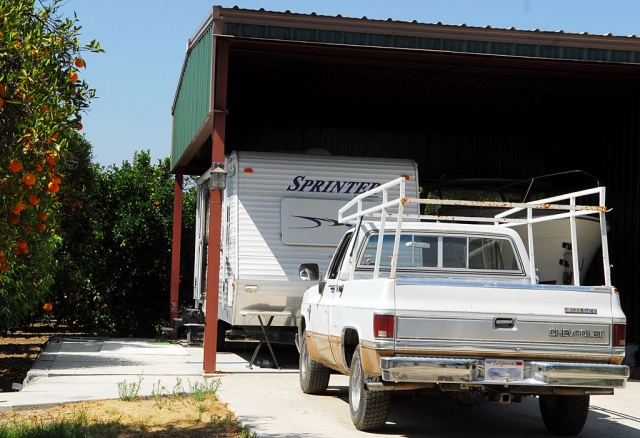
{"left": 170, "top": 6, "right": 640, "bottom": 372}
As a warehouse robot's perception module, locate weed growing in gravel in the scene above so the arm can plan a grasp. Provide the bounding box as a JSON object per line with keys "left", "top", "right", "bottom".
{"left": 189, "top": 378, "right": 221, "bottom": 402}
{"left": 172, "top": 377, "right": 184, "bottom": 397}
{"left": 117, "top": 374, "right": 143, "bottom": 401}
{"left": 151, "top": 380, "right": 167, "bottom": 408}
{"left": 194, "top": 404, "right": 209, "bottom": 423}
{"left": 210, "top": 412, "right": 236, "bottom": 431}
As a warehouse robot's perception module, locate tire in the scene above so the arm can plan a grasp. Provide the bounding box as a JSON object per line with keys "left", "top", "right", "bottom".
{"left": 299, "top": 330, "right": 330, "bottom": 394}
{"left": 349, "top": 346, "right": 391, "bottom": 431}
{"left": 539, "top": 394, "right": 590, "bottom": 436}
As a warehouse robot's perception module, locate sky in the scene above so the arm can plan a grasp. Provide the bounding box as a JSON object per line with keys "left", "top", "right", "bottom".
{"left": 57, "top": 0, "right": 640, "bottom": 168}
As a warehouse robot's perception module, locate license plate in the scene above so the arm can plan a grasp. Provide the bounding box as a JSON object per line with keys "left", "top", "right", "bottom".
{"left": 485, "top": 359, "right": 524, "bottom": 381}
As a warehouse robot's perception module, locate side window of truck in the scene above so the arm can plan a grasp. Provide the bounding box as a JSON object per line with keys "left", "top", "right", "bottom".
{"left": 327, "top": 231, "right": 354, "bottom": 279}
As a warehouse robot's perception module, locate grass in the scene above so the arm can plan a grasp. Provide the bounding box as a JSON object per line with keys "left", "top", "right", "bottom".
{"left": 0, "top": 412, "right": 119, "bottom": 438}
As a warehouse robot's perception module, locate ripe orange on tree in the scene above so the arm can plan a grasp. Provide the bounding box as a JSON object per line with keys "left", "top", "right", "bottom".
{"left": 74, "top": 57, "right": 85, "bottom": 68}
{"left": 43, "top": 303, "right": 53, "bottom": 312}
{"left": 77, "top": 122, "right": 83, "bottom": 131}
{"left": 9, "top": 160, "right": 22, "bottom": 173}
{"left": 28, "top": 194, "right": 39, "bottom": 206}
{"left": 68, "top": 71, "right": 78, "bottom": 82}
{"left": 36, "top": 223, "right": 46, "bottom": 231}
{"left": 9, "top": 202, "right": 26, "bottom": 215}
{"left": 48, "top": 182, "right": 59, "bottom": 193}
{"left": 22, "top": 172, "right": 36, "bottom": 185}
{"left": 37, "top": 211, "right": 47, "bottom": 221}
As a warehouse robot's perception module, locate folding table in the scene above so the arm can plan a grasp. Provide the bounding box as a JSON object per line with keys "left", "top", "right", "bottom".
{"left": 239, "top": 310, "right": 292, "bottom": 369}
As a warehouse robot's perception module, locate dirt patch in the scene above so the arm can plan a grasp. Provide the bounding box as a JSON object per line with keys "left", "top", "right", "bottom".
{"left": 0, "top": 395, "right": 246, "bottom": 437}
{"left": 0, "top": 322, "right": 79, "bottom": 393}
{"left": 0, "top": 323, "right": 248, "bottom": 437}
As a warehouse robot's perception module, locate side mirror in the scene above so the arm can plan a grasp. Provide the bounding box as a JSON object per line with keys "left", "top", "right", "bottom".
{"left": 299, "top": 263, "right": 320, "bottom": 281}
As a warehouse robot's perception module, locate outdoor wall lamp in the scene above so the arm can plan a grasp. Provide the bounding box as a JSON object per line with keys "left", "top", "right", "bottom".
{"left": 210, "top": 162, "right": 227, "bottom": 190}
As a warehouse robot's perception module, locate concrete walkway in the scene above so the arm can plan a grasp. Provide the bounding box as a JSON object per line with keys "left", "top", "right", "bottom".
{"left": 1, "top": 336, "right": 639, "bottom": 438}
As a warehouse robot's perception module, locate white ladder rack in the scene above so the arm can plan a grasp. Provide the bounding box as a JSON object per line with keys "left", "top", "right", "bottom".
{"left": 338, "top": 177, "right": 610, "bottom": 286}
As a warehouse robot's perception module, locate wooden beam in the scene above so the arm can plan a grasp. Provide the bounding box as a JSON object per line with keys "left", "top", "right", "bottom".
{"left": 203, "top": 37, "right": 230, "bottom": 373}
{"left": 169, "top": 169, "right": 184, "bottom": 339}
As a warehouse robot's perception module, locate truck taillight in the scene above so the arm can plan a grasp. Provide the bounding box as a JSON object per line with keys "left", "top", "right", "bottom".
{"left": 613, "top": 324, "right": 626, "bottom": 347}
{"left": 374, "top": 314, "right": 395, "bottom": 339}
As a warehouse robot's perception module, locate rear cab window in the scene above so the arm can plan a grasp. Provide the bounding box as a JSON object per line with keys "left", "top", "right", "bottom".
{"left": 358, "top": 232, "right": 522, "bottom": 274}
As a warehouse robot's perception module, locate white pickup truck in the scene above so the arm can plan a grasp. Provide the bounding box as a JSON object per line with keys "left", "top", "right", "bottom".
{"left": 296, "top": 177, "right": 629, "bottom": 435}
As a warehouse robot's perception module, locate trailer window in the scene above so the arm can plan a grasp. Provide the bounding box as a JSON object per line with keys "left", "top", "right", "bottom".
{"left": 358, "top": 232, "right": 521, "bottom": 273}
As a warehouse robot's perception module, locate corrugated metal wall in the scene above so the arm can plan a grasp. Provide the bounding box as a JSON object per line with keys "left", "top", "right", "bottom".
{"left": 171, "top": 26, "right": 213, "bottom": 169}
{"left": 228, "top": 125, "right": 544, "bottom": 180}
{"left": 584, "top": 100, "right": 640, "bottom": 345}
{"left": 226, "top": 102, "right": 640, "bottom": 342}
{"left": 225, "top": 22, "right": 640, "bottom": 64}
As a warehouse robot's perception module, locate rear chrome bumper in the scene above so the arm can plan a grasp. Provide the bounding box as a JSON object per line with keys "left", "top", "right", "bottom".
{"left": 380, "top": 356, "right": 629, "bottom": 388}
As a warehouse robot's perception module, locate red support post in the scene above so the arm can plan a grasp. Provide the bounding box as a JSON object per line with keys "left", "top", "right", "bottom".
{"left": 169, "top": 170, "right": 184, "bottom": 339}
{"left": 203, "top": 39, "right": 230, "bottom": 373}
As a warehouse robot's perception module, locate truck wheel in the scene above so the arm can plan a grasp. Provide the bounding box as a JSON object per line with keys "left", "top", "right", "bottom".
{"left": 349, "top": 346, "right": 390, "bottom": 431}
{"left": 539, "top": 394, "right": 590, "bottom": 436}
{"left": 299, "top": 330, "right": 330, "bottom": 394}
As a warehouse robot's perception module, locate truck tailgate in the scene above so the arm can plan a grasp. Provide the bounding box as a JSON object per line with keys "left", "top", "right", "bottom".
{"left": 394, "top": 279, "right": 615, "bottom": 352}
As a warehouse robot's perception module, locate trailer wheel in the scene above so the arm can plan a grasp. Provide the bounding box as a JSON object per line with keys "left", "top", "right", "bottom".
{"left": 349, "top": 345, "right": 390, "bottom": 431}
{"left": 299, "top": 330, "right": 330, "bottom": 394}
{"left": 216, "top": 320, "right": 229, "bottom": 352}
{"left": 539, "top": 394, "right": 590, "bottom": 436}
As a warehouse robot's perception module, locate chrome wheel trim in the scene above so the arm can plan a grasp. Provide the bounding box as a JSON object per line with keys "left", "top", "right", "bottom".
{"left": 350, "top": 362, "right": 362, "bottom": 411}
{"left": 300, "top": 340, "right": 308, "bottom": 380}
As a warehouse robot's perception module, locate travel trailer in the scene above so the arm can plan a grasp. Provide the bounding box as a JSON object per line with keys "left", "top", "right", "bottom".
{"left": 193, "top": 151, "right": 419, "bottom": 346}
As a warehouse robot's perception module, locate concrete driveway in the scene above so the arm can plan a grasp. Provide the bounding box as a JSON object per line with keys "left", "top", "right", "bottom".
{"left": 218, "top": 345, "right": 640, "bottom": 438}
{"left": 1, "top": 338, "right": 638, "bottom": 437}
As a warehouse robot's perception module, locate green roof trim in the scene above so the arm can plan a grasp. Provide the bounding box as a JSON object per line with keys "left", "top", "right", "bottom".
{"left": 224, "top": 22, "right": 640, "bottom": 64}
{"left": 171, "top": 25, "right": 213, "bottom": 170}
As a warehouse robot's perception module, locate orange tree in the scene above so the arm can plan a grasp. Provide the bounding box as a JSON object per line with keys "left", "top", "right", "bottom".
{"left": 47, "top": 151, "right": 197, "bottom": 337}
{"left": 0, "top": 0, "right": 102, "bottom": 332}
{"left": 44, "top": 132, "right": 96, "bottom": 327}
